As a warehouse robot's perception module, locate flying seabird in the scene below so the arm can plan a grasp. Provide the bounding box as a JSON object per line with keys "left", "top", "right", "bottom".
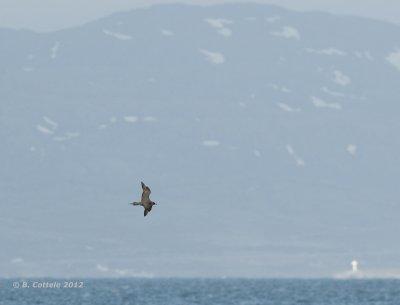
{"left": 130, "top": 181, "right": 157, "bottom": 217}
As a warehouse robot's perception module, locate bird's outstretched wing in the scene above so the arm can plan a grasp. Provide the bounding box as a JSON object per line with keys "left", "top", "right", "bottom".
{"left": 141, "top": 181, "right": 151, "bottom": 202}
{"left": 144, "top": 205, "right": 152, "bottom": 217}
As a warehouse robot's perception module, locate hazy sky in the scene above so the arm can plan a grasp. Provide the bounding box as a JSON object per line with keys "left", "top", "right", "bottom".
{"left": 1, "top": 0, "right": 400, "bottom": 32}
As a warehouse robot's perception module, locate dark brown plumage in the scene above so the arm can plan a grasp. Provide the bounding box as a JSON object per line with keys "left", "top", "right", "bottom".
{"left": 130, "top": 181, "right": 157, "bottom": 217}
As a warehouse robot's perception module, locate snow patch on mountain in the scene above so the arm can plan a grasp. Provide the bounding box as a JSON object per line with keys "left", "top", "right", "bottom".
{"left": 354, "top": 50, "right": 373, "bottom": 60}
{"left": 244, "top": 17, "right": 257, "bottom": 22}
{"left": 199, "top": 49, "right": 225, "bottom": 64}
{"left": 271, "top": 26, "right": 300, "bottom": 40}
{"left": 269, "top": 83, "right": 291, "bottom": 93}
{"left": 54, "top": 132, "right": 80, "bottom": 142}
{"left": 333, "top": 70, "right": 351, "bottom": 86}
{"left": 321, "top": 87, "right": 364, "bottom": 101}
{"left": 265, "top": 16, "right": 280, "bottom": 23}
{"left": 37, "top": 117, "right": 58, "bottom": 135}
{"left": 347, "top": 144, "right": 357, "bottom": 156}
{"left": 311, "top": 96, "right": 342, "bottom": 110}
{"left": 204, "top": 18, "right": 233, "bottom": 37}
{"left": 43, "top": 116, "right": 58, "bottom": 129}
{"left": 387, "top": 50, "right": 400, "bottom": 71}
{"left": 161, "top": 29, "right": 174, "bottom": 36}
{"left": 22, "top": 66, "right": 34, "bottom": 72}
{"left": 50, "top": 42, "right": 60, "bottom": 59}
{"left": 103, "top": 29, "right": 132, "bottom": 40}
{"left": 277, "top": 102, "right": 300, "bottom": 112}
{"left": 217, "top": 28, "right": 232, "bottom": 37}
{"left": 65, "top": 132, "right": 79, "bottom": 138}
{"left": 37, "top": 125, "right": 54, "bottom": 135}
{"left": 124, "top": 116, "right": 138, "bottom": 123}
{"left": 203, "top": 140, "right": 220, "bottom": 147}
{"left": 305, "top": 48, "right": 346, "bottom": 56}
{"left": 286, "top": 145, "right": 305, "bottom": 167}
{"left": 142, "top": 116, "right": 157, "bottom": 122}
{"left": 204, "top": 18, "right": 233, "bottom": 28}
{"left": 36, "top": 116, "right": 80, "bottom": 141}
{"left": 11, "top": 258, "right": 24, "bottom": 264}
{"left": 321, "top": 87, "right": 346, "bottom": 98}
{"left": 96, "top": 264, "right": 109, "bottom": 272}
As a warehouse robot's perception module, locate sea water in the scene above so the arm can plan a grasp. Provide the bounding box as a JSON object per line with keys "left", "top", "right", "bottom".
{"left": 1, "top": 278, "right": 399, "bottom": 305}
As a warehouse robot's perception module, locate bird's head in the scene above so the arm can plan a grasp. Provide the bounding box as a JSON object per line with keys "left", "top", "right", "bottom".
{"left": 151, "top": 201, "right": 157, "bottom": 206}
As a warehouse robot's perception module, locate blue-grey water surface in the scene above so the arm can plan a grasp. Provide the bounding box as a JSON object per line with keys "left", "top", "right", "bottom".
{"left": 1, "top": 279, "right": 400, "bottom": 305}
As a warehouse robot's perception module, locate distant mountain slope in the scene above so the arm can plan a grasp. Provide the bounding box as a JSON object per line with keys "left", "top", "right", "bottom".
{"left": 1, "top": 4, "right": 400, "bottom": 278}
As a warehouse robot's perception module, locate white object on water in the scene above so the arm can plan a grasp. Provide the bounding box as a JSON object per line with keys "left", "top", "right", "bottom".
{"left": 351, "top": 260, "right": 359, "bottom": 273}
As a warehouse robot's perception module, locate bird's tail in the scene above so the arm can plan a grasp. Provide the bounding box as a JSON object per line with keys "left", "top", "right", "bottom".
{"left": 130, "top": 202, "right": 141, "bottom": 206}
